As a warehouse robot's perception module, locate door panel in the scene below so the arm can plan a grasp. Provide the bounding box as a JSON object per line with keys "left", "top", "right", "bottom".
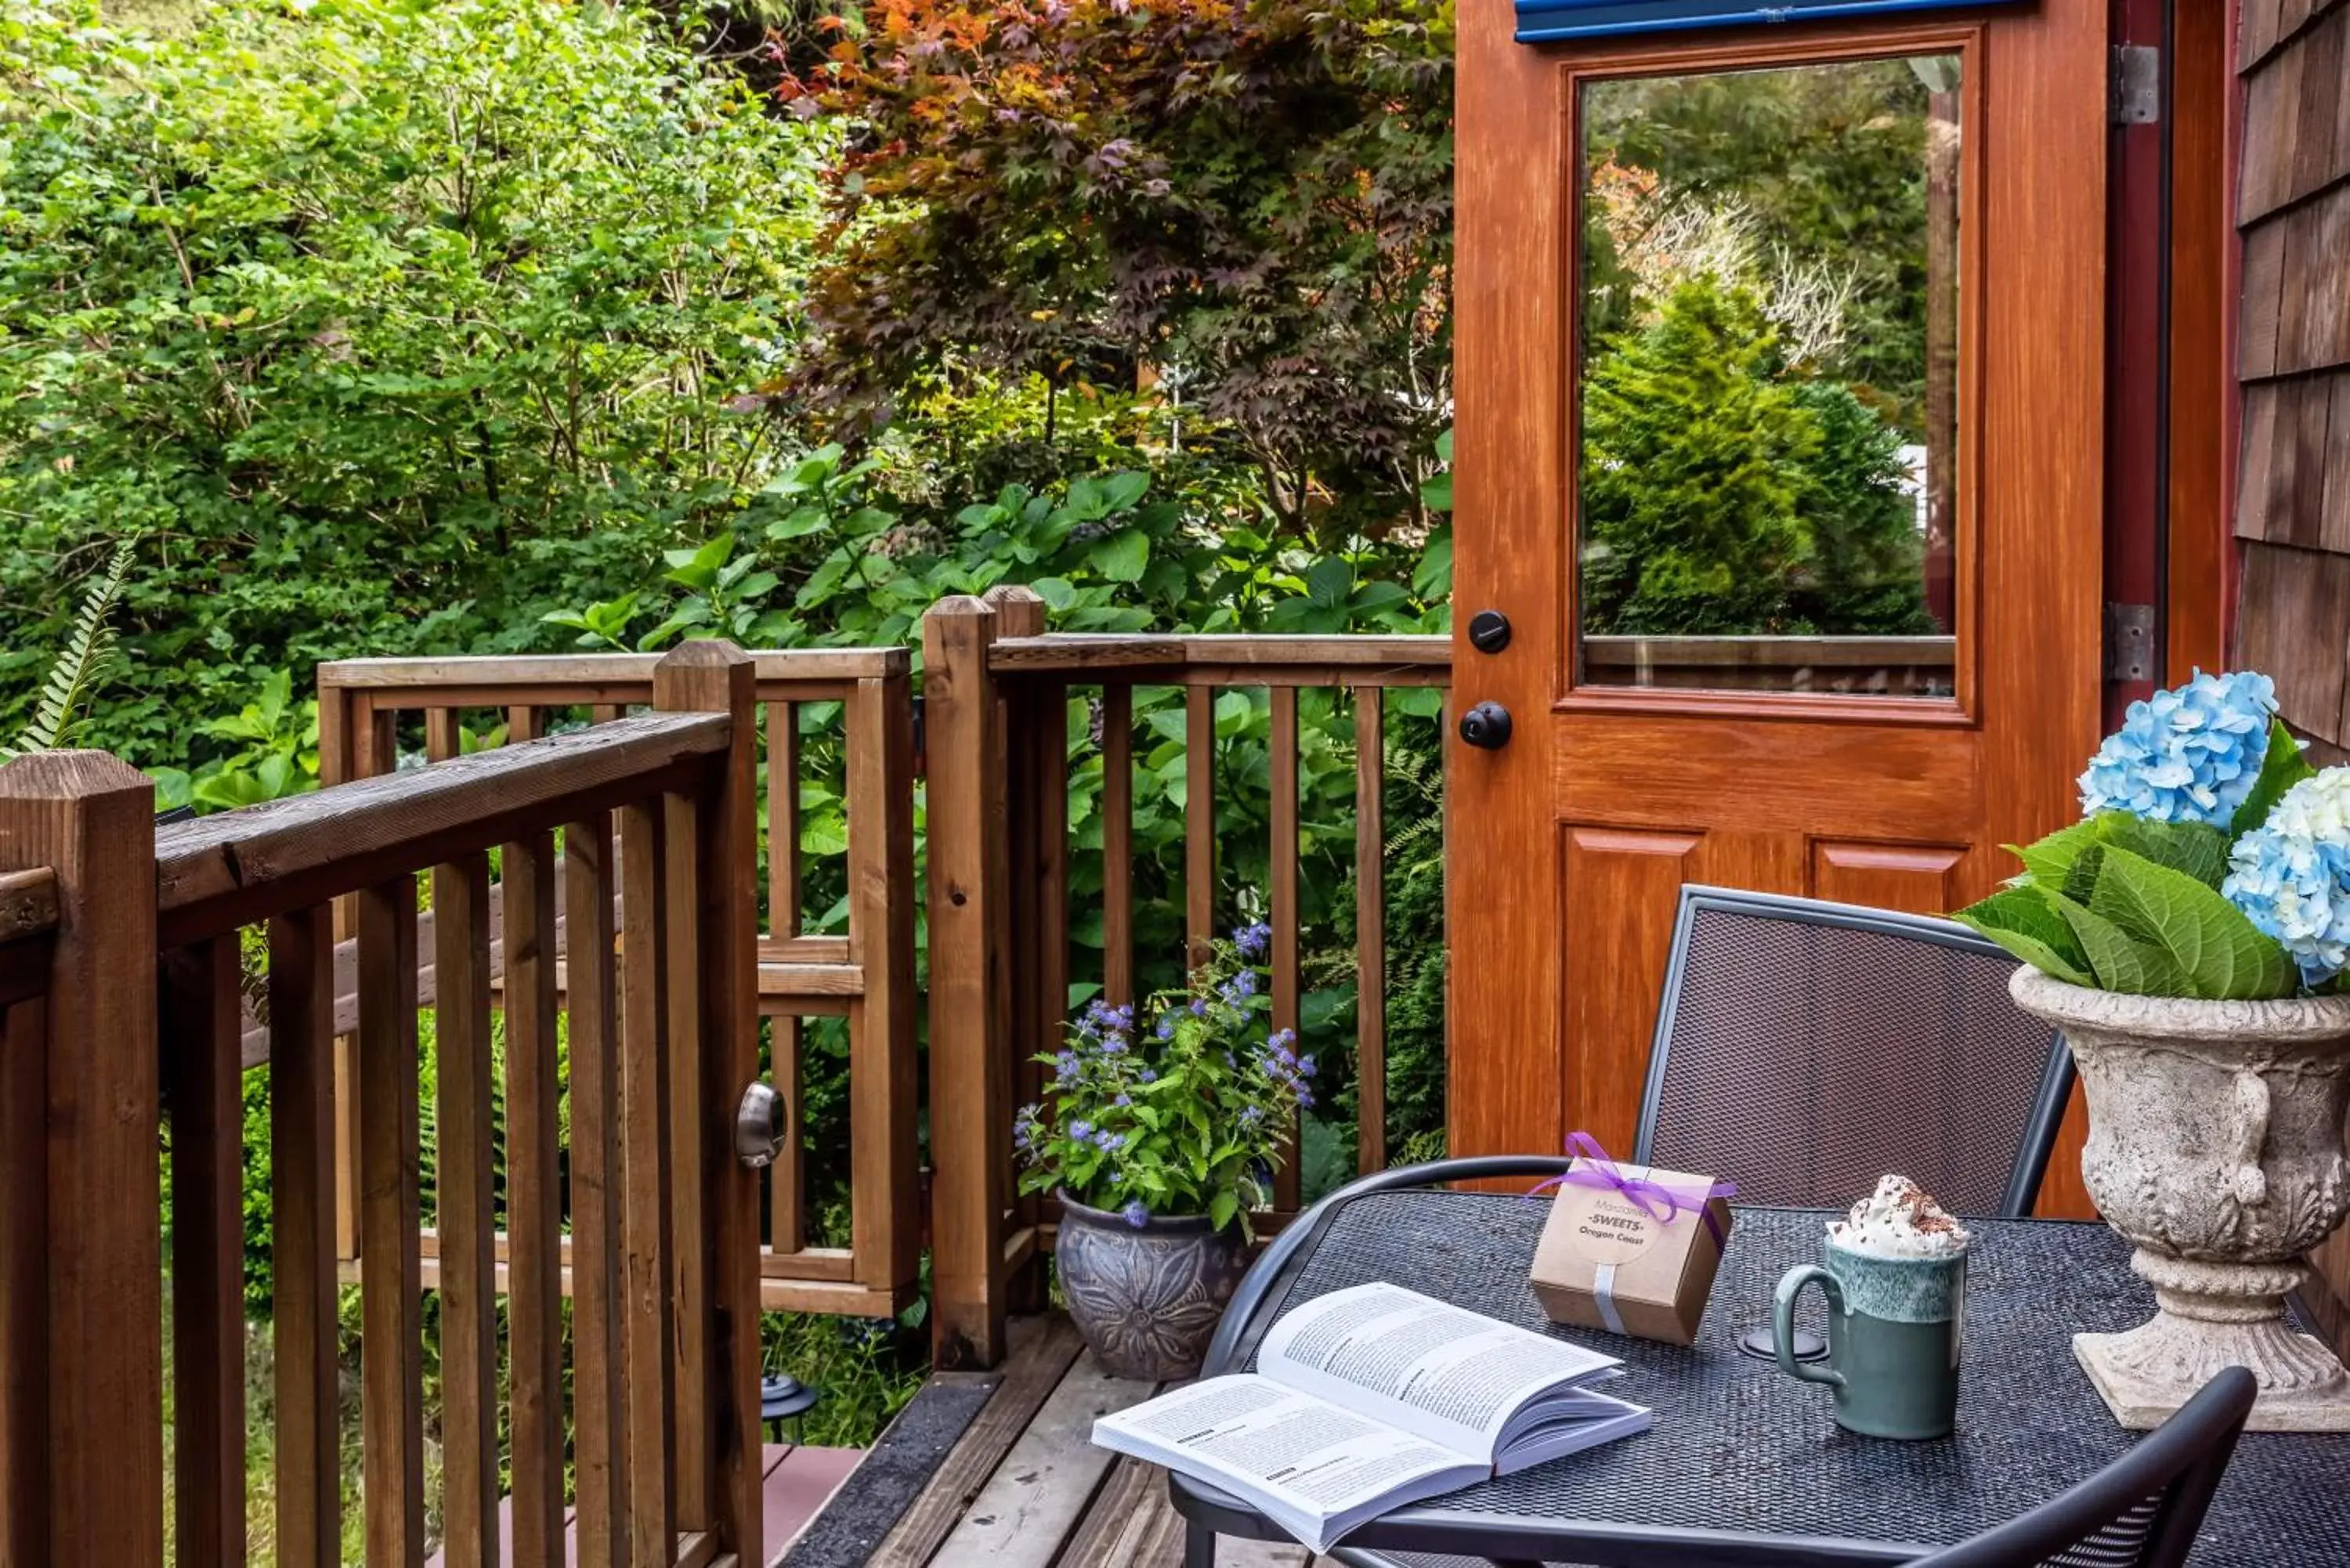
{"left": 1451, "top": 0, "right": 2106, "bottom": 1217}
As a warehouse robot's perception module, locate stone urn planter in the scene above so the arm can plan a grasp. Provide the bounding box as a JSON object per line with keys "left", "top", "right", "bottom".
{"left": 2012, "top": 967, "right": 2350, "bottom": 1430}
{"left": 1054, "top": 1190, "right": 1249, "bottom": 1379}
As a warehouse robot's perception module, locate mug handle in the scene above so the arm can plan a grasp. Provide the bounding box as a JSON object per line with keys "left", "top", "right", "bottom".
{"left": 1773, "top": 1264, "right": 1846, "bottom": 1389}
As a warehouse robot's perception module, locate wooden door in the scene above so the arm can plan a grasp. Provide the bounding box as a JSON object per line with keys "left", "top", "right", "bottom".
{"left": 1449, "top": 0, "right": 2108, "bottom": 1215}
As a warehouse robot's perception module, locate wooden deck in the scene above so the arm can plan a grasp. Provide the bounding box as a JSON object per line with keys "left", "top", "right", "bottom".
{"left": 793, "top": 1316, "right": 1331, "bottom": 1568}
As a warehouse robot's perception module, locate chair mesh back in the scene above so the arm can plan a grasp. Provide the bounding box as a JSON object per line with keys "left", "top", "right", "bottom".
{"left": 2043, "top": 1496, "right": 2163, "bottom": 1568}
{"left": 1645, "top": 898, "right": 2057, "bottom": 1216}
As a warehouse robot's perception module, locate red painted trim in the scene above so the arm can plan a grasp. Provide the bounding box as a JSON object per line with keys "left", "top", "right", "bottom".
{"left": 2220, "top": 0, "right": 2244, "bottom": 658}
{"left": 2104, "top": 0, "right": 2166, "bottom": 730}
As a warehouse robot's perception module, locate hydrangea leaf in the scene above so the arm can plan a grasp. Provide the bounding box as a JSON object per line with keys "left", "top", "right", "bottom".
{"left": 2009, "top": 816, "right": 2106, "bottom": 887}
{"left": 1952, "top": 888, "right": 2097, "bottom": 987}
{"left": 2229, "top": 717, "right": 2318, "bottom": 840}
{"left": 2052, "top": 891, "right": 2195, "bottom": 996}
{"left": 2092, "top": 814, "right": 2231, "bottom": 890}
{"left": 2086, "top": 845, "right": 2295, "bottom": 999}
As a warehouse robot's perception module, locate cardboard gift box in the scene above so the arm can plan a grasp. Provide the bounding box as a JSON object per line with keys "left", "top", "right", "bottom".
{"left": 1529, "top": 1155, "right": 1734, "bottom": 1347}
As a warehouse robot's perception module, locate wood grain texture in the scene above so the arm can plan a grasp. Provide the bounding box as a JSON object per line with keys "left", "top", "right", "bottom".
{"left": 0, "top": 994, "right": 48, "bottom": 1566}
{"left": 1809, "top": 840, "right": 1967, "bottom": 913}
{"left": 987, "top": 634, "right": 1448, "bottom": 675}
{"left": 1354, "top": 688, "right": 1387, "bottom": 1175}
{"left": 619, "top": 799, "right": 679, "bottom": 1565}
{"left": 269, "top": 904, "right": 344, "bottom": 1568}
{"left": 162, "top": 936, "right": 247, "bottom": 1568}
{"left": 0, "top": 867, "right": 57, "bottom": 941}
{"left": 504, "top": 832, "right": 566, "bottom": 1568}
{"left": 868, "top": 1317, "right": 1085, "bottom": 1568}
{"left": 0, "top": 753, "right": 165, "bottom": 1567}
{"left": 924, "top": 596, "right": 1013, "bottom": 1371}
{"left": 359, "top": 876, "right": 427, "bottom": 1568}
{"left": 1270, "top": 687, "right": 1302, "bottom": 1214}
{"left": 155, "top": 712, "right": 727, "bottom": 945}
{"left": 432, "top": 853, "right": 501, "bottom": 1568}
{"left": 1452, "top": 8, "right": 2103, "bottom": 1198}
{"left": 848, "top": 674, "right": 924, "bottom": 1298}
{"left": 1101, "top": 685, "right": 1135, "bottom": 1009}
{"left": 660, "top": 786, "right": 713, "bottom": 1525}
{"left": 1184, "top": 688, "right": 1215, "bottom": 975}
{"left": 655, "top": 641, "right": 765, "bottom": 1567}
{"left": 320, "top": 647, "right": 906, "bottom": 690}
{"left": 566, "top": 813, "right": 627, "bottom": 1568}
{"left": 923, "top": 1353, "right": 1157, "bottom": 1566}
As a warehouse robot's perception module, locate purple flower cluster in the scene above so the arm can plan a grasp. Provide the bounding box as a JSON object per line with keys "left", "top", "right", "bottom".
{"left": 1234, "top": 921, "right": 1274, "bottom": 961}
{"left": 1256, "top": 1027, "right": 1316, "bottom": 1109}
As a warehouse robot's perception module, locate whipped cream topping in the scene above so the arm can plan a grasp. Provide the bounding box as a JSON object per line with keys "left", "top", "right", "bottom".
{"left": 1827, "top": 1174, "right": 1971, "bottom": 1259}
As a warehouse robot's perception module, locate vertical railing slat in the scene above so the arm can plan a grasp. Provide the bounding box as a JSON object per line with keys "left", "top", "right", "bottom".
{"left": 660, "top": 787, "right": 712, "bottom": 1530}
{"left": 656, "top": 643, "right": 765, "bottom": 1567}
{"left": 432, "top": 851, "right": 501, "bottom": 1568}
{"left": 1100, "top": 683, "right": 1134, "bottom": 1010}
{"left": 1269, "top": 687, "right": 1302, "bottom": 1215}
{"left": 620, "top": 798, "right": 678, "bottom": 1565}
{"left": 923, "top": 596, "right": 1011, "bottom": 1370}
{"left": 359, "top": 874, "right": 426, "bottom": 1568}
{"left": 848, "top": 674, "right": 923, "bottom": 1297}
{"left": 270, "top": 902, "right": 344, "bottom": 1568}
{"left": 504, "top": 830, "right": 566, "bottom": 1568}
{"left": 1184, "top": 686, "right": 1216, "bottom": 974}
{"left": 768, "top": 699, "right": 805, "bottom": 1257}
{"left": 1354, "top": 687, "right": 1388, "bottom": 1176}
{"left": 569, "top": 811, "right": 628, "bottom": 1568}
{"left": 163, "top": 934, "right": 247, "bottom": 1568}
{"left": 0, "top": 992, "right": 49, "bottom": 1566}
{"left": 426, "top": 706, "right": 461, "bottom": 764}
{"left": 338, "top": 699, "right": 396, "bottom": 1267}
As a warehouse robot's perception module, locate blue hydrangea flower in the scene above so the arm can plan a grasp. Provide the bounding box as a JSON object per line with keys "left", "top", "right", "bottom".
{"left": 2079, "top": 670, "right": 2276, "bottom": 825}
{"left": 2225, "top": 768, "right": 2350, "bottom": 988}
{"left": 1121, "top": 1198, "right": 1150, "bottom": 1228}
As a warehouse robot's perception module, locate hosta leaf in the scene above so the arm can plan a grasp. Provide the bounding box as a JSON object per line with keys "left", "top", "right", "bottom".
{"left": 2086, "top": 845, "right": 2294, "bottom": 999}
{"left": 2230, "top": 717, "right": 2318, "bottom": 839}
{"left": 2053, "top": 893, "right": 2194, "bottom": 996}
{"left": 1951, "top": 888, "right": 2096, "bottom": 987}
{"left": 2093, "top": 814, "right": 2231, "bottom": 889}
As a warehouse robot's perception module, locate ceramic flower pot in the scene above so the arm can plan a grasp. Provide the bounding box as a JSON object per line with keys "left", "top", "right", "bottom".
{"left": 1054, "top": 1190, "right": 1249, "bottom": 1379}
{"left": 2011, "top": 967, "right": 2350, "bottom": 1429}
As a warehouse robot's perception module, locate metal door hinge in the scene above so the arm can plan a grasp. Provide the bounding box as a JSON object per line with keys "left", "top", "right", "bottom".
{"left": 2105, "top": 603, "right": 2156, "bottom": 681}
{"left": 2111, "top": 45, "right": 2160, "bottom": 125}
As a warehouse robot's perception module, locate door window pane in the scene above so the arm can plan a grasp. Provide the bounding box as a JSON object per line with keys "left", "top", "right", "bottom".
{"left": 1574, "top": 54, "right": 1963, "bottom": 698}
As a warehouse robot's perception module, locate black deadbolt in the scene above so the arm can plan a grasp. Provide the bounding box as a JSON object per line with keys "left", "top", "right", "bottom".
{"left": 1467, "top": 609, "right": 1512, "bottom": 655}
{"left": 1458, "top": 701, "right": 1513, "bottom": 750}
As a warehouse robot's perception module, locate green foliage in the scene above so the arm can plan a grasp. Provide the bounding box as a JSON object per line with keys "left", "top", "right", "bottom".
{"left": 4, "top": 536, "right": 133, "bottom": 756}
{"left": 0, "top": 0, "right": 835, "bottom": 761}
{"left": 1956, "top": 811, "right": 2298, "bottom": 1000}
{"left": 789, "top": 0, "right": 1454, "bottom": 540}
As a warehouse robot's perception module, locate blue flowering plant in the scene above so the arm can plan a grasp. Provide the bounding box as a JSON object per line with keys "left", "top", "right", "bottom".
{"left": 1012, "top": 923, "right": 1315, "bottom": 1236}
{"left": 1956, "top": 669, "right": 2350, "bottom": 999}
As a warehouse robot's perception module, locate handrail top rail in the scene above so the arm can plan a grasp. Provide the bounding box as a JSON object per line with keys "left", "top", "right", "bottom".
{"left": 155, "top": 710, "right": 728, "bottom": 947}
{"left": 320, "top": 645, "right": 909, "bottom": 691}
{"left": 986, "top": 631, "right": 1452, "bottom": 676}
{"left": 0, "top": 865, "right": 60, "bottom": 944}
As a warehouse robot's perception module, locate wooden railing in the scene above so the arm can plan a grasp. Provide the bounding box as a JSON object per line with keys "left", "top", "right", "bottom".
{"left": 921, "top": 586, "right": 1454, "bottom": 1368}
{"left": 316, "top": 648, "right": 920, "bottom": 1318}
{"left": 1582, "top": 634, "right": 1958, "bottom": 695}
{"left": 0, "top": 642, "right": 771, "bottom": 1568}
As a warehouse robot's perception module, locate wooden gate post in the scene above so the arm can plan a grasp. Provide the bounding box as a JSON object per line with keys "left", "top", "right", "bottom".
{"left": 924, "top": 595, "right": 1014, "bottom": 1369}
{"left": 0, "top": 752, "right": 163, "bottom": 1568}
{"left": 653, "top": 641, "right": 764, "bottom": 1566}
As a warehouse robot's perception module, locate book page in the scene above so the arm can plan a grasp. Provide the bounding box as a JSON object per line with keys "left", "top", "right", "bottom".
{"left": 1257, "top": 1281, "right": 1620, "bottom": 1458}
{"left": 1091, "top": 1375, "right": 1484, "bottom": 1553}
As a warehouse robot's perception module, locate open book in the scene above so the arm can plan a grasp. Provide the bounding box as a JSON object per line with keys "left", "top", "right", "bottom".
{"left": 1090, "top": 1281, "right": 1651, "bottom": 1552}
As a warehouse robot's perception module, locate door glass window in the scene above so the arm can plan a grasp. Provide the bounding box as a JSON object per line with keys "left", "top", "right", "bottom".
{"left": 1574, "top": 54, "right": 1964, "bottom": 698}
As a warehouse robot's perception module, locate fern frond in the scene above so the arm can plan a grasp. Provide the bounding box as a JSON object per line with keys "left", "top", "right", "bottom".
{"left": 13, "top": 539, "right": 135, "bottom": 755}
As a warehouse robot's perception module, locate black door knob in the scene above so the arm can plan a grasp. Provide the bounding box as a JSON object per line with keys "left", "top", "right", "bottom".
{"left": 1458, "top": 701, "right": 1513, "bottom": 750}
{"left": 1467, "top": 609, "right": 1512, "bottom": 655}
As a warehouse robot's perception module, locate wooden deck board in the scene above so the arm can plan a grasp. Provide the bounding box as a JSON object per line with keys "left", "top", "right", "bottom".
{"left": 818, "top": 1316, "right": 1332, "bottom": 1568}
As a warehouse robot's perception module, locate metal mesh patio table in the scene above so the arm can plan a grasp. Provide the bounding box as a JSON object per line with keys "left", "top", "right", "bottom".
{"left": 1167, "top": 1191, "right": 2350, "bottom": 1565}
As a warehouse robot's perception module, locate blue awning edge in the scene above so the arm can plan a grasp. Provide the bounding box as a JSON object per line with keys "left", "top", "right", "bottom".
{"left": 1515, "top": 0, "right": 2023, "bottom": 45}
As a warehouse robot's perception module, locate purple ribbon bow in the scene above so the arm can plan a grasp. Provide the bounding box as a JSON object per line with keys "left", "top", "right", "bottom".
{"left": 1528, "top": 1132, "right": 1738, "bottom": 1248}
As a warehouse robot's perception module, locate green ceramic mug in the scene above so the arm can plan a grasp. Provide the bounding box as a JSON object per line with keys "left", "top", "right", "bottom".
{"left": 1773, "top": 1240, "right": 1969, "bottom": 1440}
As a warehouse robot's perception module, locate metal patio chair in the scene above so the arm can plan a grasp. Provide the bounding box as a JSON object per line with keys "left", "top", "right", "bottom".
{"left": 1327, "top": 1367, "right": 2256, "bottom": 1568}
{"left": 1632, "top": 885, "right": 2075, "bottom": 1218}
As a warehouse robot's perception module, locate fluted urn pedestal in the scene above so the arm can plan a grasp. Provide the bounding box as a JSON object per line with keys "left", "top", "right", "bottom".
{"left": 2012, "top": 969, "right": 2350, "bottom": 1431}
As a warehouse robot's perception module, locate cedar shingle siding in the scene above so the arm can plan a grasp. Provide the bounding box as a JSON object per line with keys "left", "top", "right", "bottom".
{"left": 2234, "top": 0, "right": 2350, "bottom": 750}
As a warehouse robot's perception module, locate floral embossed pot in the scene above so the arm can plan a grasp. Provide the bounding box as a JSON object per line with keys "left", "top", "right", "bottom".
{"left": 1055, "top": 1190, "right": 1249, "bottom": 1379}
{"left": 1016, "top": 923, "right": 1313, "bottom": 1378}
